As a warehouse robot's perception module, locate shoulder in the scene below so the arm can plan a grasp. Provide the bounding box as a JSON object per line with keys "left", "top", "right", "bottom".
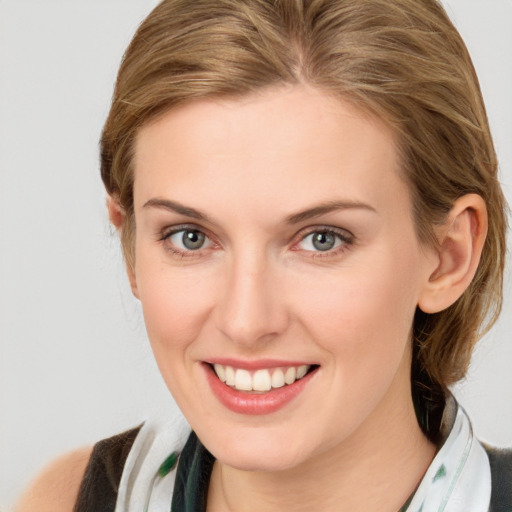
{"left": 14, "top": 445, "right": 93, "bottom": 512}
{"left": 14, "top": 426, "right": 141, "bottom": 512}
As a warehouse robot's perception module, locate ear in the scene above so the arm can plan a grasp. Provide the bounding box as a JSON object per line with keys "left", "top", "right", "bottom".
{"left": 107, "top": 194, "right": 125, "bottom": 230}
{"left": 418, "top": 194, "right": 488, "bottom": 314}
{"left": 106, "top": 196, "right": 139, "bottom": 299}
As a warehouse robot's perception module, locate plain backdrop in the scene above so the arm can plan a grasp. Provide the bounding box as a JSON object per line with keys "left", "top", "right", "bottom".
{"left": 1, "top": 0, "right": 511, "bottom": 508}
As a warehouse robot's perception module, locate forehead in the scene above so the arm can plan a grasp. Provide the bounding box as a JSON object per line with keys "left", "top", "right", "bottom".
{"left": 132, "top": 85, "right": 410, "bottom": 221}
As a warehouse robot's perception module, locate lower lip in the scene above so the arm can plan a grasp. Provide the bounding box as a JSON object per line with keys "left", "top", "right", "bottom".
{"left": 204, "top": 364, "right": 317, "bottom": 415}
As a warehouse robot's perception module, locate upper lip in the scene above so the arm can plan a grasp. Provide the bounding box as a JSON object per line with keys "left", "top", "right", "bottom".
{"left": 205, "top": 358, "right": 316, "bottom": 370}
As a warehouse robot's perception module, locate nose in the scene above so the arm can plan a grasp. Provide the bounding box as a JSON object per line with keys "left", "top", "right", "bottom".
{"left": 214, "top": 251, "right": 289, "bottom": 347}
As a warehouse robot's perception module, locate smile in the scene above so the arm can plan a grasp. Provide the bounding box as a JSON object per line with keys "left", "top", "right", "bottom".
{"left": 204, "top": 361, "right": 319, "bottom": 415}
{"left": 212, "top": 363, "right": 311, "bottom": 392}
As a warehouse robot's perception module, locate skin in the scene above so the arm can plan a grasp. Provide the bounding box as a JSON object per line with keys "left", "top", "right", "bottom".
{"left": 14, "top": 446, "right": 91, "bottom": 512}
{"left": 130, "top": 85, "right": 440, "bottom": 511}
{"left": 15, "top": 85, "right": 487, "bottom": 511}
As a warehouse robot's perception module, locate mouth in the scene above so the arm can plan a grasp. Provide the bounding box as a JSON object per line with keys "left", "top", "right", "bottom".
{"left": 203, "top": 361, "right": 319, "bottom": 415}
{"left": 210, "top": 363, "right": 316, "bottom": 393}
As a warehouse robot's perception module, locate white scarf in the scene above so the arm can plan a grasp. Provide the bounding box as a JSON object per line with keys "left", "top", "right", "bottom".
{"left": 115, "top": 397, "right": 491, "bottom": 512}
{"left": 406, "top": 397, "right": 491, "bottom": 511}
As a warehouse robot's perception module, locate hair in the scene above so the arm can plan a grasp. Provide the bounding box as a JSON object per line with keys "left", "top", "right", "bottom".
{"left": 100, "top": 0, "right": 507, "bottom": 438}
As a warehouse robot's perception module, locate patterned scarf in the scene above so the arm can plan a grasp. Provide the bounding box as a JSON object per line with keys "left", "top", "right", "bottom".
{"left": 115, "top": 397, "right": 492, "bottom": 512}
{"left": 402, "top": 396, "right": 491, "bottom": 511}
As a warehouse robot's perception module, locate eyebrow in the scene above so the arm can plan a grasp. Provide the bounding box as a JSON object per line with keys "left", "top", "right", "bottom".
{"left": 143, "top": 197, "right": 376, "bottom": 224}
{"left": 285, "top": 200, "right": 377, "bottom": 224}
{"left": 143, "top": 198, "right": 212, "bottom": 222}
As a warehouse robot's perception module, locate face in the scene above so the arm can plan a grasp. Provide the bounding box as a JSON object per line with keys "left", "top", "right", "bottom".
{"left": 130, "top": 86, "right": 436, "bottom": 471}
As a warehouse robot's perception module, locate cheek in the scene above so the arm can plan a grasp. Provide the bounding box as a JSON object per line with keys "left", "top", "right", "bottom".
{"left": 134, "top": 254, "right": 214, "bottom": 353}
{"left": 135, "top": 265, "right": 217, "bottom": 410}
{"left": 289, "top": 259, "right": 419, "bottom": 434}
{"left": 292, "top": 253, "right": 420, "bottom": 364}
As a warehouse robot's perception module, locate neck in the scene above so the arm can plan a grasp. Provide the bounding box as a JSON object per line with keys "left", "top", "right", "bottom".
{"left": 207, "top": 389, "right": 436, "bottom": 512}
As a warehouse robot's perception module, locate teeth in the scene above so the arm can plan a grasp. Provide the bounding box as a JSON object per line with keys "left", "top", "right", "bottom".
{"left": 212, "top": 364, "right": 312, "bottom": 392}
{"left": 214, "top": 364, "right": 226, "bottom": 383}
{"left": 253, "top": 369, "right": 272, "bottom": 392}
{"left": 296, "top": 365, "right": 308, "bottom": 379}
{"left": 284, "top": 367, "right": 296, "bottom": 385}
{"left": 271, "top": 368, "right": 285, "bottom": 388}
{"left": 225, "top": 366, "right": 235, "bottom": 386}
{"left": 235, "top": 369, "right": 252, "bottom": 391}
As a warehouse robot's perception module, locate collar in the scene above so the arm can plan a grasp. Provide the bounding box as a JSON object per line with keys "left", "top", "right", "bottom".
{"left": 404, "top": 395, "right": 491, "bottom": 511}
{"left": 115, "top": 397, "right": 492, "bottom": 512}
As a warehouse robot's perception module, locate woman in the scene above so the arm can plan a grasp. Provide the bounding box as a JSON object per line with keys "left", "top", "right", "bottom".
{"left": 15, "top": 0, "right": 511, "bottom": 510}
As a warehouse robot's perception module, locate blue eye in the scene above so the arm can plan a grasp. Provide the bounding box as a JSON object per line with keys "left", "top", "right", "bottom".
{"left": 168, "top": 229, "right": 212, "bottom": 251}
{"left": 298, "top": 230, "right": 349, "bottom": 252}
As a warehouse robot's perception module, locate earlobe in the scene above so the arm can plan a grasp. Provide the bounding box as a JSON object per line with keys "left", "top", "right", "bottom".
{"left": 107, "top": 195, "right": 125, "bottom": 229}
{"left": 418, "top": 194, "right": 488, "bottom": 314}
{"left": 106, "top": 195, "right": 140, "bottom": 299}
{"left": 127, "top": 267, "right": 140, "bottom": 300}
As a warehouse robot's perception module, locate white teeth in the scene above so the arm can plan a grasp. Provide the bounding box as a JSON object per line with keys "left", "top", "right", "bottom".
{"left": 296, "top": 365, "right": 308, "bottom": 379}
{"left": 212, "top": 364, "right": 312, "bottom": 391}
{"left": 225, "top": 366, "right": 235, "bottom": 386}
{"left": 253, "top": 369, "right": 272, "bottom": 392}
{"left": 214, "top": 364, "right": 226, "bottom": 383}
{"left": 235, "top": 369, "right": 252, "bottom": 391}
{"left": 271, "top": 368, "right": 285, "bottom": 388}
{"left": 284, "top": 367, "right": 297, "bottom": 385}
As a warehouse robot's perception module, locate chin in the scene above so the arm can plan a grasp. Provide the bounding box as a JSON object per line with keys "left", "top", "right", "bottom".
{"left": 198, "top": 424, "right": 318, "bottom": 472}
{"left": 216, "top": 446, "right": 308, "bottom": 473}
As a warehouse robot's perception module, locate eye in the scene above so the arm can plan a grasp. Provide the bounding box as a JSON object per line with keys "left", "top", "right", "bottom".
{"left": 297, "top": 229, "right": 351, "bottom": 253}
{"left": 166, "top": 228, "right": 213, "bottom": 252}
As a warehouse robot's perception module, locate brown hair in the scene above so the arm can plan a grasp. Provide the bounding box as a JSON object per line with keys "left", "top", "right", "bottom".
{"left": 101, "top": 0, "right": 507, "bottom": 436}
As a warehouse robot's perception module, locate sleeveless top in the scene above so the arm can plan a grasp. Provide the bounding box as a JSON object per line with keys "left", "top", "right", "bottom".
{"left": 74, "top": 399, "right": 512, "bottom": 512}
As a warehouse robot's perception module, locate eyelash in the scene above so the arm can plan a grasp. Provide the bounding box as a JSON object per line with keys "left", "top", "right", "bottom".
{"left": 158, "top": 224, "right": 354, "bottom": 259}
{"left": 294, "top": 227, "right": 354, "bottom": 258}
{"left": 159, "top": 224, "right": 217, "bottom": 258}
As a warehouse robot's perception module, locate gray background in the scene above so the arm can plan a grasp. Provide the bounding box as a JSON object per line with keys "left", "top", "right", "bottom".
{"left": 1, "top": 0, "right": 511, "bottom": 508}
